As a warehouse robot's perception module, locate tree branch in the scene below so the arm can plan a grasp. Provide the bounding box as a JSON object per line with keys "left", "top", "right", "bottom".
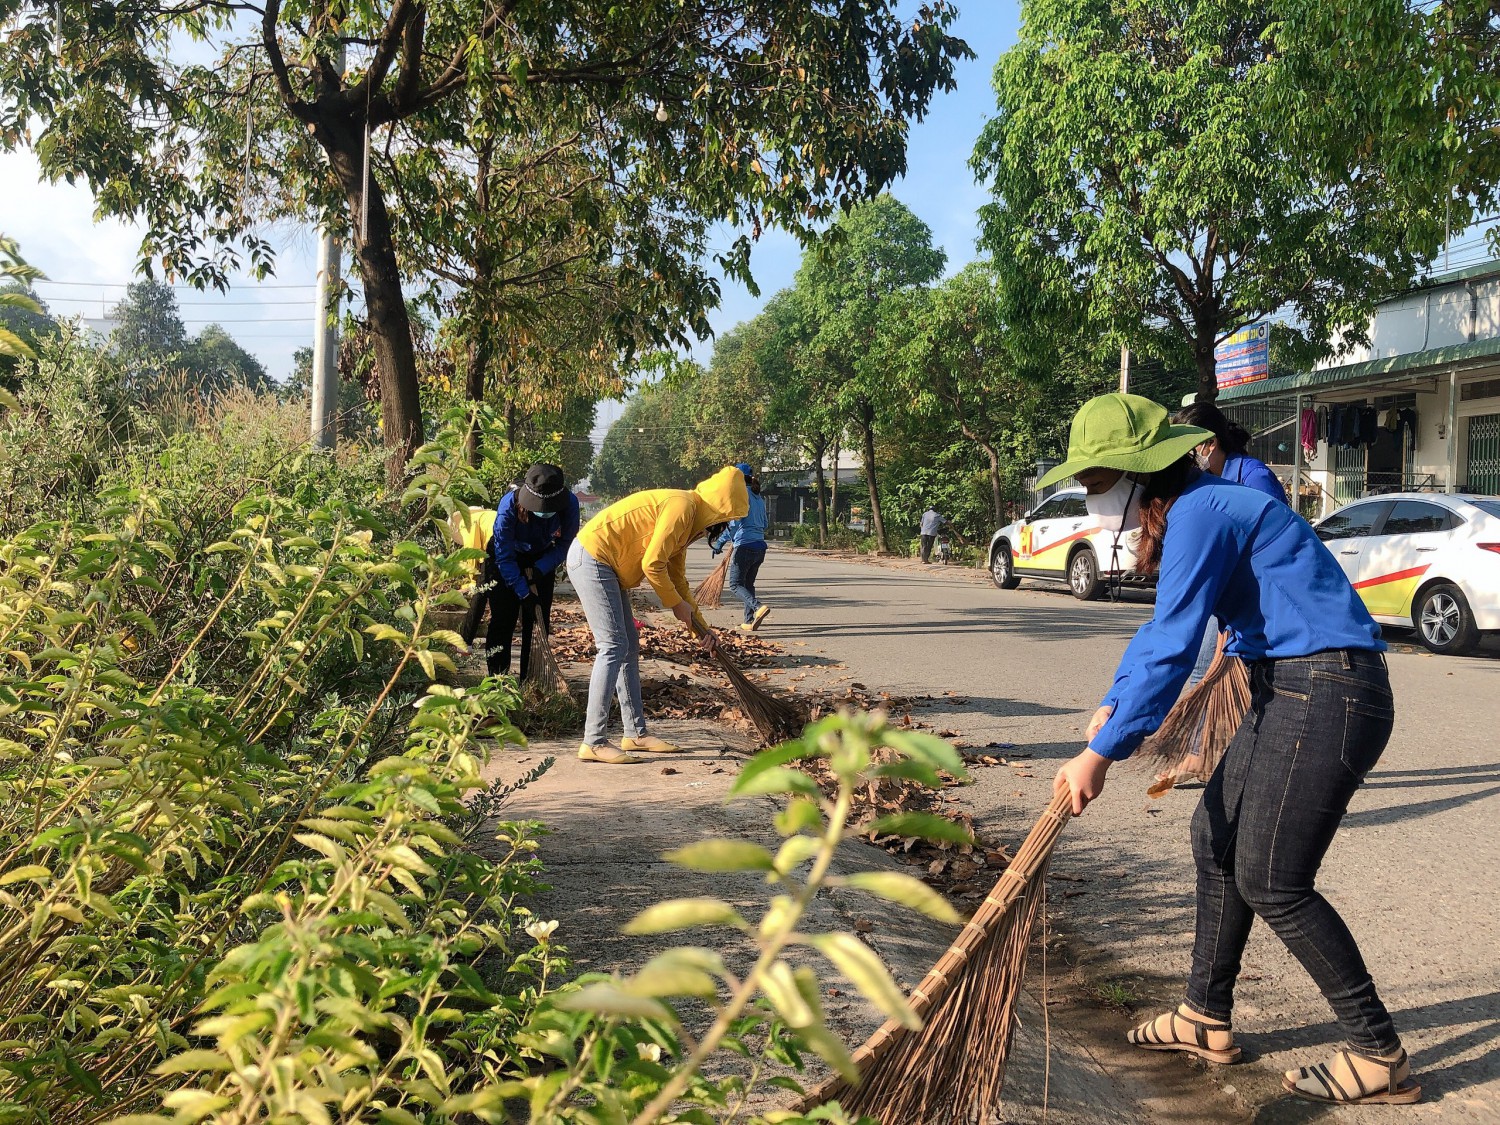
{"left": 261, "top": 0, "right": 313, "bottom": 121}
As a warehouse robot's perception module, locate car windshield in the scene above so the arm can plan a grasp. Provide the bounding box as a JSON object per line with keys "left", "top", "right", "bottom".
{"left": 1469, "top": 499, "right": 1500, "bottom": 519}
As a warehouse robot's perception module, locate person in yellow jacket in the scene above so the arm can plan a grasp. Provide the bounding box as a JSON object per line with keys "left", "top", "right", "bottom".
{"left": 451, "top": 506, "right": 499, "bottom": 646}
{"left": 566, "top": 466, "right": 749, "bottom": 764}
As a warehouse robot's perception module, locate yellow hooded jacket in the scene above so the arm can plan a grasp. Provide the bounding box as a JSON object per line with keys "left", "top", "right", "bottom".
{"left": 449, "top": 506, "right": 498, "bottom": 582}
{"left": 577, "top": 467, "right": 749, "bottom": 623}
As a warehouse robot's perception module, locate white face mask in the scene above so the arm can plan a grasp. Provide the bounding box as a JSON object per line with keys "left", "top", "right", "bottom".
{"left": 1084, "top": 476, "right": 1141, "bottom": 533}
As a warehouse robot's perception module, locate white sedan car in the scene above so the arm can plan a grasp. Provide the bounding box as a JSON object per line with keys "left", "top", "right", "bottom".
{"left": 988, "top": 487, "right": 1150, "bottom": 600}
{"left": 1314, "top": 493, "right": 1500, "bottom": 655}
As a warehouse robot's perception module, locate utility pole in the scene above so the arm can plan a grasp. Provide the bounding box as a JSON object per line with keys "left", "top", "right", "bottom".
{"left": 310, "top": 231, "right": 341, "bottom": 450}
{"left": 310, "top": 41, "right": 344, "bottom": 451}
{"left": 1118, "top": 344, "right": 1130, "bottom": 394}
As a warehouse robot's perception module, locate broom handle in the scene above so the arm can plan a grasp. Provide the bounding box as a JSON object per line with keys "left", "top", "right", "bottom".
{"left": 813, "top": 789, "right": 1074, "bottom": 1089}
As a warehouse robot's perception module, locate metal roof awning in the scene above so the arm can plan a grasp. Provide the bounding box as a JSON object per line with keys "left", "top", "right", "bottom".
{"left": 1212, "top": 335, "right": 1500, "bottom": 405}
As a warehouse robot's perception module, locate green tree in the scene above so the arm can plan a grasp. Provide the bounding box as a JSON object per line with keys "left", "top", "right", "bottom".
{"left": 1272, "top": 0, "right": 1497, "bottom": 242}
{"left": 108, "top": 279, "right": 187, "bottom": 370}
{"left": 2, "top": 1, "right": 969, "bottom": 484}
{"left": 590, "top": 380, "right": 712, "bottom": 498}
{"left": 796, "top": 195, "right": 945, "bottom": 551}
{"left": 186, "top": 324, "right": 273, "bottom": 396}
{"left": 1, "top": 235, "right": 53, "bottom": 382}
{"left": 973, "top": 0, "right": 1444, "bottom": 402}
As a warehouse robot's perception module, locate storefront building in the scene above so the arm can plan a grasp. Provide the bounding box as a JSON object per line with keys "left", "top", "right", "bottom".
{"left": 1212, "top": 262, "right": 1500, "bottom": 518}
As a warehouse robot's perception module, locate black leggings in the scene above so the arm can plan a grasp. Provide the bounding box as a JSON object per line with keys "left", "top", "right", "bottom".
{"left": 460, "top": 553, "right": 555, "bottom": 679}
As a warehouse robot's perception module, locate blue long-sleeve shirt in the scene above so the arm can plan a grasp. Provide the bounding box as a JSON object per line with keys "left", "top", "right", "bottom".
{"left": 1222, "top": 452, "right": 1288, "bottom": 504}
{"left": 1090, "top": 474, "right": 1382, "bottom": 761}
{"left": 714, "top": 491, "right": 767, "bottom": 550}
{"left": 491, "top": 488, "right": 580, "bottom": 599}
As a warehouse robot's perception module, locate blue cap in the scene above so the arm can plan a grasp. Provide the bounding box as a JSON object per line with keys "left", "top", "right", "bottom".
{"left": 734, "top": 462, "right": 753, "bottom": 478}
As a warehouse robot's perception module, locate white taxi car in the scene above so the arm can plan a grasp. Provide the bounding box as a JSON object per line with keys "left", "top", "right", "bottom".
{"left": 988, "top": 487, "right": 1149, "bottom": 600}
{"left": 1314, "top": 493, "right": 1500, "bottom": 655}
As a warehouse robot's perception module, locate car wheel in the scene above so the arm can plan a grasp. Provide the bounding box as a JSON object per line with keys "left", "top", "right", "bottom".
{"left": 1413, "top": 582, "right": 1480, "bottom": 655}
{"left": 1069, "top": 547, "right": 1104, "bottom": 600}
{"left": 990, "top": 544, "right": 1020, "bottom": 590}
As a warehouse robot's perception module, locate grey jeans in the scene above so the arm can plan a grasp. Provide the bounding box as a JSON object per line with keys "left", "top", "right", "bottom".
{"left": 567, "top": 540, "right": 646, "bottom": 746}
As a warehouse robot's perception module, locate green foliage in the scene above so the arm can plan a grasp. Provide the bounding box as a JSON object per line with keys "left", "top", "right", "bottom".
{"left": 0, "top": 0, "right": 970, "bottom": 476}
{"left": 796, "top": 196, "right": 947, "bottom": 551}
{"left": 512, "top": 710, "right": 969, "bottom": 1123}
{"left": 1271, "top": 0, "right": 1498, "bottom": 236}
{"left": 0, "top": 372, "right": 556, "bottom": 1122}
{"left": 0, "top": 235, "right": 50, "bottom": 377}
{"left": 591, "top": 381, "right": 719, "bottom": 499}
{"left": 973, "top": 0, "right": 1444, "bottom": 400}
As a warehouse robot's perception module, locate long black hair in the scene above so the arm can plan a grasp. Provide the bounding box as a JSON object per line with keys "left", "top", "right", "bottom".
{"left": 1134, "top": 455, "right": 1200, "bottom": 575}
{"left": 1172, "top": 401, "right": 1251, "bottom": 456}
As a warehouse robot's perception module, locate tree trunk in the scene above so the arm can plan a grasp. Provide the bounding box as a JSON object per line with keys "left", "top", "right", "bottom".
{"left": 1194, "top": 310, "right": 1220, "bottom": 403}
{"left": 320, "top": 122, "right": 425, "bottom": 487}
{"left": 810, "top": 436, "right": 829, "bottom": 547}
{"left": 829, "top": 434, "right": 840, "bottom": 523}
{"left": 463, "top": 329, "right": 491, "bottom": 467}
{"left": 859, "top": 399, "right": 888, "bottom": 553}
{"left": 960, "top": 421, "right": 1005, "bottom": 525}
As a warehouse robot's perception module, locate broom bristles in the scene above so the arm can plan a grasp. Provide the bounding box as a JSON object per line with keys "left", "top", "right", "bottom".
{"left": 1137, "top": 629, "right": 1251, "bottom": 792}
{"left": 797, "top": 790, "right": 1074, "bottom": 1123}
{"left": 525, "top": 619, "right": 571, "bottom": 699}
{"left": 713, "top": 647, "right": 804, "bottom": 745}
{"left": 694, "top": 546, "right": 733, "bottom": 608}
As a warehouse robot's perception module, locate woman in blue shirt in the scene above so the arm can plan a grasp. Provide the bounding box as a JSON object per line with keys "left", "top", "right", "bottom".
{"left": 713, "top": 463, "right": 771, "bottom": 632}
{"left": 464, "top": 463, "right": 579, "bottom": 680}
{"left": 1048, "top": 394, "right": 1418, "bottom": 1107}
{"left": 1174, "top": 400, "right": 1288, "bottom": 503}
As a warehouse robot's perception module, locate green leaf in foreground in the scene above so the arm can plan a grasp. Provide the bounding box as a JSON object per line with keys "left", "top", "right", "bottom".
{"left": 864, "top": 811, "right": 975, "bottom": 845}
{"left": 809, "top": 932, "right": 920, "bottom": 1029}
{"left": 841, "top": 870, "right": 961, "bottom": 924}
{"left": 663, "top": 839, "right": 777, "bottom": 872}
{"left": 624, "top": 897, "right": 748, "bottom": 935}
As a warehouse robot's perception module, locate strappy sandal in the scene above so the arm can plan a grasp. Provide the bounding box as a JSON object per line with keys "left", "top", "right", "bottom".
{"left": 1283, "top": 1045, "right": 1422, "bottom": 1105}
{"left": 1127, "top": 1006, "right": 1242, "bottom": 1064}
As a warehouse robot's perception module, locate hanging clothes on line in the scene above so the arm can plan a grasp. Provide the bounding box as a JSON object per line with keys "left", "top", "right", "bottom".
{"left": 1300, "top": 407, "right": 1319, "bottom": 460}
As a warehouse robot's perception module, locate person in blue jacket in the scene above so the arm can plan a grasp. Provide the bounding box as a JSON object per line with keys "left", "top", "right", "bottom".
{"left": 1173, "top": 400, "right": 1288, "bottom": 503}
{"left": 475, "top": 463, "right": 579, "bottom": 679}
{"left": 714, "top": 463, "right": 771, "bottom": 632}
{"left": 1048, "top": 394, "right": 1419, "bottom": 1108}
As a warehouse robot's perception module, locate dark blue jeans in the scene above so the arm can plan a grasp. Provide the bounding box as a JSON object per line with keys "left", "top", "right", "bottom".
{"left": 728, "top": 542, "right": 767, "bottom": 623}
{"left": 1187, "top": 649, "right": 1401, "bottom": 1054}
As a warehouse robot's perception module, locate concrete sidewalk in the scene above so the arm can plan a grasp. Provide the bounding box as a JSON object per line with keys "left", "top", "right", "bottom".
{"left": 472, "top": 705, "right": 1232, "bottom": 1124}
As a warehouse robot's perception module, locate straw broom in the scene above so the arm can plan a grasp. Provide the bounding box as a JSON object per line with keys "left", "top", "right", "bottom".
{"left": 797, "top": 790, "right": 1075, "bottom": 1123}
{"left": 524, "top": 618, "right": 572, "bottom": 699}
{"left": 1138, "top": 630, "right": 1251, "bottom": 797}
{"left": 694, "top": 546, "right": 733, "bottom": 608}
{"left": 712, "top": 647, "right": 804, "bottom": 745}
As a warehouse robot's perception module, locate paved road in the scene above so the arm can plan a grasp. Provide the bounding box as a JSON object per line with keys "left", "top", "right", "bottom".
{"left": 694, "top": 548, "right": 1500, "bottom": 1123}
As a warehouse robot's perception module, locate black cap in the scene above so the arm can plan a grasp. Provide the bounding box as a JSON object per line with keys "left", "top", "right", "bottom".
{"left": 517, "top": 463, "right": 567, "bottom": 513}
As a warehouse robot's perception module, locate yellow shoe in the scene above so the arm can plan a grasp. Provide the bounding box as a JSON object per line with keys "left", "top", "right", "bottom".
{"left": 577, "top": 742, "right": 640, "bottom": 764}
{"left": 750, "top": 605, "right": 771, "bottom": 630}
{"left": 736, "top": 623, "right": 755, "bottom": 634}
{"left": 620, "top": 735, "right": 682, "bottom": 754}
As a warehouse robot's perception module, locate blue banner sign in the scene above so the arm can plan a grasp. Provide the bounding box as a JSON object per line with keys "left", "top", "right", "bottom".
{"left": 1215, "top": 322, "right": 1270, "bottom": 390}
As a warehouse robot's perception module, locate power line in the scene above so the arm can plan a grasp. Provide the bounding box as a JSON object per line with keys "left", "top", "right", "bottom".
{"left": 38, "top": 293, "right": 317, "bottom": 307}
{"left": 32, "top": 278, "right": 317, "bottom": 290}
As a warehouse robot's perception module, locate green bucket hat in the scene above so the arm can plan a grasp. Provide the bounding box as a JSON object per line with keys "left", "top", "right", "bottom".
{"left": 1036, "top": 393, "right": 1212, "bottom": 490}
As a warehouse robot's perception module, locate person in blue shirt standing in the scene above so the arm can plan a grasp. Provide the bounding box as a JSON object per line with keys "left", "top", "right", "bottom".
{"left": 919, "top": 505, "right": 944, "bottom": 563}
{"left": 1048, "top": 394, "right": 1419, "bottom": 1108}
{"left": 714, "top": 463, "right": 771, "bottom": 632}
{"left": 476, "top": 463, "right": 580, "bottom": 679}
{"left": 1173, "top": 400, "right": 1289, "bottom": 503}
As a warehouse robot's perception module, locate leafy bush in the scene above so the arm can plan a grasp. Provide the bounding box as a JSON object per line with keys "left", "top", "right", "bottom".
{"left": 507, "top": 711, "right": 970, "bottom": 1123}
{"left": 0, "top": 382, "right": 558, "bottom": 1122}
